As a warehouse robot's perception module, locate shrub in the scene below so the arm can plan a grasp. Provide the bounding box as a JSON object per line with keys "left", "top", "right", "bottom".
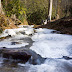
{"left": 27, "top": 8, "right": 48, "bottom": 25}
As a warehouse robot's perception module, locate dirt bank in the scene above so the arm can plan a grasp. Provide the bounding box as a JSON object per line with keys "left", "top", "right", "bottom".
{"left": 38, "top": 16, "right": 72, "bottom": 35}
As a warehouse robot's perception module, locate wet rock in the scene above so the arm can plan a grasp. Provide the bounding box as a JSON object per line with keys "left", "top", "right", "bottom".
{"left": 28, "top": 54, "right": 46, "bottom": 65}
{"left": 26, "top": 50, "right": 46, "bottom": 65}
{"left": 11, "top": 42, "right": 21, "bottom": 45}
{"left": 0, "top": 35, "right": 11, "bottom": 41}
{"left": 20, "top": 32, "right": 25, "bottom": 35}
{"left": 51, "top": 30, "right": 61, "bottom": 34}
{"left": 20, "top": 37, "right": 34, "bottom": 49}
{"left": 2, "top": 49, "right": 31, "bottom": 62}
{"left": 2, "top": 48, "right": 46, "bottom": 65}
{"left": 63, "top": 56, "right": 72, "bottom": 60}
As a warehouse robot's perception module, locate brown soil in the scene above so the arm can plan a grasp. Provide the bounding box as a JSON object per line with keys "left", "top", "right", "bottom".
{"left": 0, "top": 14, "right": 24, "bottom": 33}
{"left": 0, "top": 14, "right": 17, "bottom": 30}
{"left": 38, "top": 16, "right": 72, "bottom": 35}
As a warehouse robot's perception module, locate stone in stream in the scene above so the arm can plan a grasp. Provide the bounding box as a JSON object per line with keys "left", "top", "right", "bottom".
{"left": 1, "top": 48, "right": 46, "bottom": 65}
{"left": 51, "top": 30, "right": 61, "bottom": 34}
{"left": 63, "top": 56, "right": 72, "bottom": 60}
{"left": 11, "top": 42, "right": 21, "bottom": 45}
{"left": 2, "top": 49, "right": 31, "bottom": 62}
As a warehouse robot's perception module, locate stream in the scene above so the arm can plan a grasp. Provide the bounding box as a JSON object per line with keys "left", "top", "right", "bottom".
{"left": 0, "top": 25, "right": 72, "bottom": 72}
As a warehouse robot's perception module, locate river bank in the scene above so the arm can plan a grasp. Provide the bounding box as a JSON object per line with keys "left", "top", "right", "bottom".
{"left": 38, "top": 16, "right": 72, "bottom": 35}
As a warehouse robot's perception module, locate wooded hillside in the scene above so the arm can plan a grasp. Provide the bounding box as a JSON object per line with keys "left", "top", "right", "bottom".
{"left": 1, "top": 0, "right": 72, "bottom": 25}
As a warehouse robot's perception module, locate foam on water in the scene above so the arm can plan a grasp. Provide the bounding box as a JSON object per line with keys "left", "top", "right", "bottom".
{"left": 0, "top": 25, "right": 34, "bottom": 38}
{"left": 0, "top": 25, "right": 34, "bottom": 48}
{"left": 0, "top": 26, "right": 72, "bottom": 72}
{"left": 0, "top": 41, "right": 28, "bottom": 48}
{"left": 30, "top": 29, "right": 72, "bottom": 58}
{"left": 35, "top": 28, "right": 56, "bottom": 34}
{"left": 18, "top": 25, "right": 34, "bottom": 28}
{"left": 0, "top": 56, "right": 4, "bottom": 67}
{"left": 25, "top": 28, "right": 34, "bottom": 35}
{"left": 18, "top": 59, "right": 72, "bottom": 72}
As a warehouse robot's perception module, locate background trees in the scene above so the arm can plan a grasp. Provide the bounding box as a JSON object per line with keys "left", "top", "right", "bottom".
{"left": 2, "top": 0, "right": 26, "bottom": 22}
{"left": 1, "top": 0, "right": 72, "bottom": 25}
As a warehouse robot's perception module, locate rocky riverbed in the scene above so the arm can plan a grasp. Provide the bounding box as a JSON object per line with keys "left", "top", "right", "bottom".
{"left": 0, "top": 25, "right": 72, "bottom": 72}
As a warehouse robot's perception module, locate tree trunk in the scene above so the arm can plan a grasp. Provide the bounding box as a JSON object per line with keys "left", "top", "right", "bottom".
{"left": 25, "top": 0, "right": 27, "bottom": 19}
{"left": 47, "top": 0, "right": 53, "bottom": 22}
{"left": 0, "top": 0, "right": 4, "bottom": 14}
{"left": 0, "top": 0, "right": 2, "bottom": 13}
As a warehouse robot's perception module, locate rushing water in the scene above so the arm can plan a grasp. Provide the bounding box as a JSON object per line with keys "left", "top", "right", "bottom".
{"left": 0, "top": 25, "right": 72, "bottom": 72}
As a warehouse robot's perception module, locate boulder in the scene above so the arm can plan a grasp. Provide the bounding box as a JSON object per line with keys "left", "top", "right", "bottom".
{"left": 2, "top": 49, "right": 31, "bottom": 62}
{"left": 1, "top": 48, "right": 46, "bottom": 65}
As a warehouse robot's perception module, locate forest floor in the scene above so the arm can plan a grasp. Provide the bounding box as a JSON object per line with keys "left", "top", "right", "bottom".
{"left": 37, "top": 16, "right": 72, "bottom": 35}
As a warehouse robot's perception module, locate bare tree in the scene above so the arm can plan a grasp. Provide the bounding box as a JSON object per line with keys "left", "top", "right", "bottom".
{"left": 0, "top": 0, "right": 2, "bottom": 13}
{"left": 0, "top": 0, "right": 4, "bottom": 14}
{"left": 48, "top": 0, "right": 53, "bottom": 22}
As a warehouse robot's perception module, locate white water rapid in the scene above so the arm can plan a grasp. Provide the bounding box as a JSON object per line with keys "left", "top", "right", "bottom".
{"left": 0, "top": 25, "right": 72, "bottom": 72}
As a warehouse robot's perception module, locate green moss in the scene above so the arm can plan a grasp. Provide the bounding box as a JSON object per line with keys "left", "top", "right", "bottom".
{"left": 0, "top": 28, "right": 3, "bottom": 34}
{"left": 2, "top": 0, "right": 26, "bottom": 23}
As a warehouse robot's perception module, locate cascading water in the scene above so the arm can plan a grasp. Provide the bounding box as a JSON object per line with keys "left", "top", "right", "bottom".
{"left": 0, "top": 25, "right": 72, "bottom": 72}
